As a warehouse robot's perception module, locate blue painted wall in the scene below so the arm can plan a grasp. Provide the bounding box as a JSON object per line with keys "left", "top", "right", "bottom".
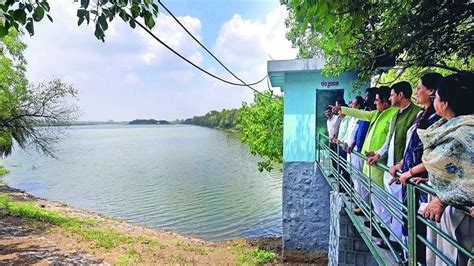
{"left": 283, "top": 71, "right": 363, "bottom": 162}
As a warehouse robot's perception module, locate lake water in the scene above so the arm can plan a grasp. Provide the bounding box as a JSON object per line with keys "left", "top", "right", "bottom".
{"left": 1, "top": 125, "right": 282, "bottom": 241}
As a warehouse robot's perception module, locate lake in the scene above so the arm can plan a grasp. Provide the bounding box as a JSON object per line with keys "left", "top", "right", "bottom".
{"left": 1, "top": 125, "right": 282, "bottom": 241}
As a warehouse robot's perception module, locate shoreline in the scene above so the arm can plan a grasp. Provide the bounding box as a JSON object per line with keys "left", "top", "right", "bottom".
{"left": 0, "top": 180, "right": 289, "bottom": 264}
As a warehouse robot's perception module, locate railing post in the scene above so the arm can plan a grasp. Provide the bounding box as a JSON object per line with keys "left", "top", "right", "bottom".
{"left": 407, "top": 183, "right": 417, "bottom": 265}
{"left": 348, "top": 151, "right": 353, "bottom": 206}
{"left": 336, "top": 142, "right": 340, "bottom": 192}
{"left": 345, "top": 153, "right": 357, "bottom": 209}
{"left": 317, "top": 133, "right": 320, "bottom": 164}
{"left": 368, "top": 166, "right": 373, "bottom": 231}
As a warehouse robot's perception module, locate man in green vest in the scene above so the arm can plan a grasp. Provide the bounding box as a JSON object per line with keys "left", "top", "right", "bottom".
{"left": 367, "top": 81, "right": 422, "bottom": 250}
{"left": 332, "top": 87, "right": 398, "bottom": 228}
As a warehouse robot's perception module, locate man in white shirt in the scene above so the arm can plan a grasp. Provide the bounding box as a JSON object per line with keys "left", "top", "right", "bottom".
{"left": 343, "top": 97, "right": 367, "bottom": 212}
{"left": 326, "top": 107, "right": 341, "bottom": 141}
{"left": 326, "top": 107, "right": 342, "bottom": 176}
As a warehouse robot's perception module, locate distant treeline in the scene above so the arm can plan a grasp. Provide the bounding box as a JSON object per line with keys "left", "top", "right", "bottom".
{"left": 129, "top": 119, "right": 170, "bottom": 125}
{"left": 181, "top": 109, "right": 240, "bottom": 129}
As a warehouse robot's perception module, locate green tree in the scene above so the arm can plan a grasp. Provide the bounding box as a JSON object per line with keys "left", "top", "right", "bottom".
{"left": 0, "top": 0, "right": 159, "bottom": 41}
{"left": 0, "top": 29, "right": 78, "bottom": 157}
{"left": 282, "top": 0, "right": 473, "bottom": 80}
{"left": 182, "top": 108, "right": 241, "bottom": 130}
{"left": 377, "top": 56, "right": 474, "bottom": 88}
{"left": 238, "top": 92, "right": 283, "bottom": 172}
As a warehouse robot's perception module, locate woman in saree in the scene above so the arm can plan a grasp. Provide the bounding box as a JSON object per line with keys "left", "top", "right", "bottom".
{"left": 416, "top": 73, "right": 473, "bottom": 265}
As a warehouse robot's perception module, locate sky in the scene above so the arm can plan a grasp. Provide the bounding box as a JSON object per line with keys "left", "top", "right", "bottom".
{"left": 22, "top": 0, "right": 297, "bottom": 121}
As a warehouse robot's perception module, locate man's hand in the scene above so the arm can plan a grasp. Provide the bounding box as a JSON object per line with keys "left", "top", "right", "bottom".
{"left": 471, "top": 207, "right": 474, "bottom": 218}
{"left": 365, "top": 151, "right": 375, "bottom": 158}
{"left": 342, "top": 143, "right": 348, "bottom": 152}
{"left": 389, "top": 163, "right": 401, "bottom": 178}
{"left": 389, "top": 176, "right": 400, "bottom": 185}
{"left": 347, "top": 144, "right": 355, "bottom": 154}
{"left": 423, "top": 197, "right": 446, "bottom": 223}
{"left": 331, "top": 105, "right": 341, "bottom": 114}
{"left": 367, "top": 153, "right": 380, "bottom": 166}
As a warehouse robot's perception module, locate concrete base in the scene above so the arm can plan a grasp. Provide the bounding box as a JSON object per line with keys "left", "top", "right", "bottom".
{"left": 329, "top": 192, "right": 377, "bottom": 266}
{"left": 282, "top": 162, "right": 331, "bottom": 259}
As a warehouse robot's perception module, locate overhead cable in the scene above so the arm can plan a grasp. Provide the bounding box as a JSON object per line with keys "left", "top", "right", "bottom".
{"left": 157, "top": 0, "right": 266, "bottom": 93}
{"left": 129, "top": 16, "right": 264, "bottom": 93}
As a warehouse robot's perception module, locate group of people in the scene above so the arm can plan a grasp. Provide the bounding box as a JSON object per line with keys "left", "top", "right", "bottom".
{"left": 325, "top": 72, "right": 473, "bottom": 265}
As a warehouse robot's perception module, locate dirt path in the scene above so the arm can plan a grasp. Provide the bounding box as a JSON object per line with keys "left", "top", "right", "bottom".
{"left": 0, "top": 182, "right": 285, "bottom": 265}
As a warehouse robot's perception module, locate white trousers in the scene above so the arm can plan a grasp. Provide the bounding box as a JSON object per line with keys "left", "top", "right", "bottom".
{"left": 372, "top": 190, "right": 391, "bottom": 225}
{"left": 369, "top": 175, "right": 403, "bottom": 242}
{"left": 348, "top": 153, "right": 369, "bottom": 205}
{"left": 383, "top": 171, "right": 403, "bottom": 242}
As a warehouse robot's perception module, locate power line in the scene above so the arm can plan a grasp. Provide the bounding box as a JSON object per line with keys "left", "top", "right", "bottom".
{"left": 129, "top": 16, "right": 264, "bottom": 93}
{"left": 157, "top": 0, "right": 266, "bottom": 93}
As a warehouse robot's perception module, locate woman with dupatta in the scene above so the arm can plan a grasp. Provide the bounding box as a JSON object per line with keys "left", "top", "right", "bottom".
{"left": 417, "top": 73, "right": 473, "bottom": 265}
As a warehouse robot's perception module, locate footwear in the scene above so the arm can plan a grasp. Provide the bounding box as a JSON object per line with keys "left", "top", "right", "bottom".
{"left": 354, "top": 208, "right": 362, "bottom": 216}
{"left": 377, "top": 240, "right": 402, "bottom": 252}
{"left": 371, "top": 227, "right": 389, "bottom": 238}
{"left": 364, "top": 220, "right": 371, "bottom": 227}
{"left": 364, "top": 220, "right": 377, "bottom": 227}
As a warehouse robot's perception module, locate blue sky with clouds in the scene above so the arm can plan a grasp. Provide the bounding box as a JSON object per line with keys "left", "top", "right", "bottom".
{"left": 22, "top": 0, "right": 296, "bottom": 121}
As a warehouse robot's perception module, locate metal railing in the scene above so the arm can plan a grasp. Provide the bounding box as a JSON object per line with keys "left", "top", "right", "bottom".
{"left": 316, "top": 133, "right": 473, "bottom": 265}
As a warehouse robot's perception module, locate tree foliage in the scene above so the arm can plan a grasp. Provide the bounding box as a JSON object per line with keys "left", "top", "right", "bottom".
{"left": 378, "top": 56, "right": 474, "bottom": 89}
{"left": 129, "top": 119, "right": 158, "bottom": 125}
{"left": 183, "top": 109, "right": 240, "bottom": 130}
{"left": 0, "top": 0, "right": 159, "bottom": 41}
{"left": 0, "top": 29, "right": 78, "bottom": 157}
{"left": 238, "top": 92, "right": 283, "bottom": 172}
{"left": 282, "top": 0, "right": 473, "bottom": 80}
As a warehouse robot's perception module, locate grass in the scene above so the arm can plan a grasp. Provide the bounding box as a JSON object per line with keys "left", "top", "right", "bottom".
{"left": 0, "top": 194, "right": 131, "bottom": 250}
{"left": 165, "top": 254, "right": 188, "bottom": 264}
{"left": 171, "top": 239, "right": 183, "bottom": 246}
{"left": 115, "top": 247, "right": 143, "bottom": 264}
{"left": 229, "top": 242, "right": 246, "bottom": 253}
{"left": 138, "top": 236, "right": 167, "bottom": 249}
{"left": 183, "top": 245, "right": 208, "bottom": 255}
{"left": 0, "top": 194, "right": 89, "bottom": 228}
{"left": 116, "top": 253, "right": 143, "bottom": 265}
{"left": 237, "top": 248, "right": 277, "bottom": 266}
{"left": 73, "top": 227, "right": 133, "bottom": 249}
{"left": 0, "top": 166, "right": 10, "bottom": 176}
{"left": 228, "top": 242, "right": 277, "bottom": 265}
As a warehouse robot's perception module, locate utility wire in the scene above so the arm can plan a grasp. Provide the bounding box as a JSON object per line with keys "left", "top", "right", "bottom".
{"left": 157, "top": 0, "right": 265, "bottom": 93}
{"left": 132, "top": 16, "right": 265, "bottom": 90}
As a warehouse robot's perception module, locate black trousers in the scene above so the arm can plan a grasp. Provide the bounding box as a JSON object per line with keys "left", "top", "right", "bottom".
{"left": 330, "top": 142, "right": 350, "bottom": 192}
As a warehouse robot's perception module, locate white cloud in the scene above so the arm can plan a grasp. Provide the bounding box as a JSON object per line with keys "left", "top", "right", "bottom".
{"left": 138, "top": 15, "right": 203, "bottom": 66}
{"left": 21, "top": 2, "right": 296, "bottom": 121}
{"left": 211, "top": 5, "right": 296, "bottom": 99}
{"left": 215, "top": 6, "right": 296, "bottom": 69}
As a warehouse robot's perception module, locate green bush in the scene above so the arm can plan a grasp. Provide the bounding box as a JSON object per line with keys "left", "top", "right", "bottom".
{"left": 237, "top": 248, "right": 276, "bottom": 265}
